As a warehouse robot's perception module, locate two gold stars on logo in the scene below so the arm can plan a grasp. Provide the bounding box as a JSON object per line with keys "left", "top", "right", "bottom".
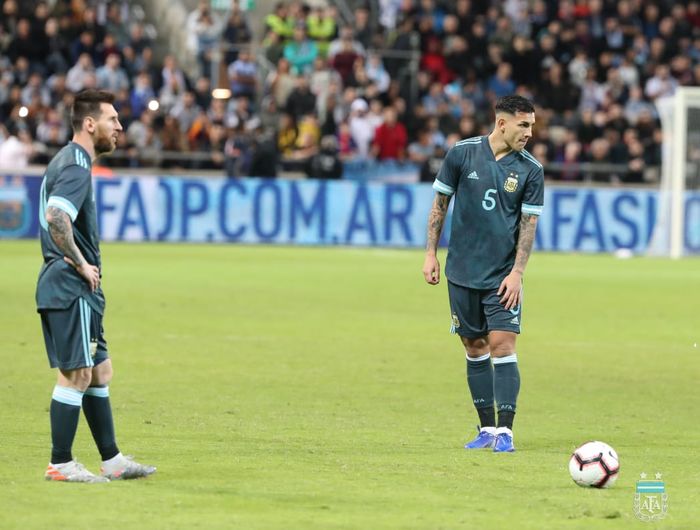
{"left": 640, "top": 472, "right": 663, "bottom": 479}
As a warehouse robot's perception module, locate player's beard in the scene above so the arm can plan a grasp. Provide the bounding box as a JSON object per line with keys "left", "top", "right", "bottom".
{"left": 93, "top": 125, "right": 116, "bottom": 156}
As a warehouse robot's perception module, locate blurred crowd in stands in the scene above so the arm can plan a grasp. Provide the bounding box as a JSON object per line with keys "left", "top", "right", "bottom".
{"left": 1, "top": 0, "right": 699, "bottom": 182}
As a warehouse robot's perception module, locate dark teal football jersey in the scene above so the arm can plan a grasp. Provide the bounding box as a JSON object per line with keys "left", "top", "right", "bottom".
{"left": 36, "top": 142, "right": 105, "bottom": 314}
{"left": 433, "top": 135, "right": 544, "bottom": 289}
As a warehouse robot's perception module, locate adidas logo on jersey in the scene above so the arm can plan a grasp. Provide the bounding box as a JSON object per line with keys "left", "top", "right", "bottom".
{"left": 510, "top": 316, "right": 519, "bottom": 325}
{"left": 467, "top": 171, "right": 479, "bottom": 180}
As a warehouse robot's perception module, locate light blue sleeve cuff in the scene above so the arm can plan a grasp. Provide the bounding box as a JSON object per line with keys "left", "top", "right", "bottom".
{"left": 47, "top": 196, "right": 78, "bottom": 221}
{"left": 521, "top": 203, "right": 543, "bottom": 216}
{"left": 432, "top": 179, "right": 455, "bottom": 196}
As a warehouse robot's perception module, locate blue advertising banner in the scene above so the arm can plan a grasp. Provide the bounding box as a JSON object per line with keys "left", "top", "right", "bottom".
{"left": 2, "top": 174, "right": 699, "bottom": 253}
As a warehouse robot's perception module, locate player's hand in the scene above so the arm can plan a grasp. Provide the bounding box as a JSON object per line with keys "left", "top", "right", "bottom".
{"left": 64, "top": 256, "right": 100, "bottom": 292}
{"left": 498, "top": 271, "right": 522, "bottom": 310}
{"left": 423, "top": 253, "right": 441, "bottom": 285}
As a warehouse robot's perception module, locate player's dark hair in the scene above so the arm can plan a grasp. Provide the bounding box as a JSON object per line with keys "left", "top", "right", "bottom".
{"left": 494, "top": 95, "right": 535, "bottom": 115}
{"left": 71, "top": 89, "right": 115, "bottom": 132}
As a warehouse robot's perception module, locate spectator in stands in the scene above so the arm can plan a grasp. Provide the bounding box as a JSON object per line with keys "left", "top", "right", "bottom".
{"left": 194, "top": 7, "right": 223, "bottom": 79}
{"left": 328, "top": 26, "right": 365, "bottom": 61}
{"left": 419, "top": 142, "right": 446, "bottom": 183}
{"left": 0, "top": 125, "right": 33, "bottom": 168}
{"left": 193, "top": 77, "right": 212, "bottom": 110}
{"left": 538, "top": 62, "right": 580, "bottom": 118}
{"left": 160, "top": 115, "right": 186, "bottom": 166}
{"left": 336, "top": 120, "right": 357, "bottom": 160}
{"left": 171, "top": 90, "right": 202, "bottom": 135}
{"left": 262, "top": 30, "right": 285, "bottom": 66}
{"left": 487, "top": 62, "right": 516, "bottom": 99}
{"left": 96, "top": 33, "right": 121, "bottom": 67}
{"left": 276, "top": 112, "right": 297, "bottom": 158}
{"left": 21, "top": 72, "right": 50, "bottom": 107}
{"left": 126, "top": 111, "right": 162, "bottom": 164}
{"left": 65, "top": 52, "right": 95, "bottom": 93}
{"left": 353, "top": 7, "right": 374, "bottom": 50}
{"left": 290, "top": 113, "right": 320, "bottom": 161}
{"left": 6, "top": 18, "right": 43, "bottom": 66}
{"left": 228, "top": 48, "right": 257, "bottom": 100}
{"left": 348, "top": 97, "right": 375, "bottom": 160}
{"left": 624, "top": 85, "right": 656, "bottom": 126}
{"left": 265, "top": 2, "right": 294, "bottom": 41}
{"left": 1, "top": 0, "right": 20, "bottom": 37}
{"left": 222, "top": 5, "right": 253, "bottom": 65}
{"left": 283, "top": 24, "right": 317, "bottom": 75}
{"left": 408, "top": 129, "right": 435, "bottom": 164}
{"left": 645, "top": 64, "right": 679, "bottom": 100}
{"left": 310, "top": 56, "right": 341, "bottom": 120}
{"left": 70, "top": 30, "right": 98, "bottom": 65}
{"left": 306, "top": 4, "right": 336, "bottom": 57}
{"left": 330, "top": 38, "right": 361, "bottom": 87}
{"left": 305, "top": 135, "right": 343, "bottom": 179}
{"left": 584, "top": 138, "right": 613, "bottom": 182}
{"left": 285, "top": 75, "right": 315, "bottom": 120}
{"left": 248, "top": 127, "right": 279, "bottom": 177}
{"left": 267, "top": 57, "right": 296, "bottom": 110}
{"left": 372, "top": 106, "right": 407, "bottom": 161}
{"left": 44, "top": 16, "right": 69, "bottom": 74}
{"left": 36, "top": 107, "right": 67, "bottom": 147}
{"left": 130, "top": 71, "right": 155, "bottom": 119}
{"left": 104, "top": 2, "right": 130, "bottom": 47}
{"left": 365, "top": 52, "right": 390, "bottom": 94}
{"left": 96, "top": 53, "right": 129, "bottom": 93}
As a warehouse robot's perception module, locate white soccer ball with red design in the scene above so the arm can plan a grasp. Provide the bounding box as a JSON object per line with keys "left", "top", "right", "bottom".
{"left": 568, "top": 441, "right": 620, "bottom": 488}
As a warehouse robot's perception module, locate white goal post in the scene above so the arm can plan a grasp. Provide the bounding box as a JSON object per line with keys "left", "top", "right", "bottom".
{"left": 649, "top": 87, "right": 700, "bottom": 258}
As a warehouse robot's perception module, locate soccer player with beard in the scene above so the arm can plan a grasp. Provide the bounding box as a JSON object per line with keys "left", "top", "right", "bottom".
{"left": 422, "top": 95, "right": 544, "bottom": 453}
{"left": 36, "top": 89, "right": 156, "bottom": 482}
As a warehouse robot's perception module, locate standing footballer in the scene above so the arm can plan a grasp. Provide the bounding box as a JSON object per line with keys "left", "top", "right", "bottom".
{"left": 422, "top": 95, "right": 544, "bottom": 453}
{"left": 37, "top": 89, "right": 155, "bottom": 482}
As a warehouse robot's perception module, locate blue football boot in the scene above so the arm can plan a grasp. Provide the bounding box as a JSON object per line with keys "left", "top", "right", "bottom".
{"left": 464, "top": 427, "right": 496, "bottom": 449}
{"left": 493, "top": 431, "right": 515, "bottom": 453}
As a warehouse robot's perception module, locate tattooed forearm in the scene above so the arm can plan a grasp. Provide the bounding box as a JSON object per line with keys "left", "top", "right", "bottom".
{"left": 46, "top": 206, "right": 85, "bottom": 266}
{"left": 513, "top": 213, "right": 538, "bottom": 274}
{"left": 426, "top": 193, "right": 451, "bottom": 253}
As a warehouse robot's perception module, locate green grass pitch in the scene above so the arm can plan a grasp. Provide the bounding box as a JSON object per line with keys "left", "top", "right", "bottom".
{"left": 0, "top": 240, "right": 698, "bottom": 529}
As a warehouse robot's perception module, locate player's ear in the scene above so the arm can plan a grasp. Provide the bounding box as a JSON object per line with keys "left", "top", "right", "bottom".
{"left": 496, "top": 115, "right": 507, "bottom": 133}
{"left": 84, "top": 116, "right": 96, "bottom": 133}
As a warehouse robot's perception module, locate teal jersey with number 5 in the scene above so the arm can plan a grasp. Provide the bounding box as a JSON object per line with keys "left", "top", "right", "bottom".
{"left": 433, "top": 135, "right": 544, "bottom": 289}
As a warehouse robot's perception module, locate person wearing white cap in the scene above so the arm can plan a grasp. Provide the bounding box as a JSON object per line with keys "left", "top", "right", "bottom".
{"left": 348, "top": 98, "right": 375, "bottom": 159}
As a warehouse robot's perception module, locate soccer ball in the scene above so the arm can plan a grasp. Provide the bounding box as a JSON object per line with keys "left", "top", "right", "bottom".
{"left": 568, "top": 441, "right": 620, "bottom": 488}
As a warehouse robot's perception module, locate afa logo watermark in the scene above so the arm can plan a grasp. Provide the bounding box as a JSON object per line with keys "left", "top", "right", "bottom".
{"left": 0, "top": 177, "right": 32, "bottom": 238}
{"left": 634, "top": 472, "right": 668, "bottom": 521}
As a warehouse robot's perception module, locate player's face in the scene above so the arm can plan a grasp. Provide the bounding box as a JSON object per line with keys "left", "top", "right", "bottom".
{"left": 502, "top": 111, "right": 535, "bottom": 152}
{"left": 92, "top": 103, "right": 122, "bottom": 156}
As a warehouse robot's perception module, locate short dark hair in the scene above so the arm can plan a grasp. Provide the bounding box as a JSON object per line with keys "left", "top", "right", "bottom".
{"left": 494, "top": 95, "right": 535, "bottom": 115}
{"left": 71, "top": 89, "right": 115, "bottom": 131}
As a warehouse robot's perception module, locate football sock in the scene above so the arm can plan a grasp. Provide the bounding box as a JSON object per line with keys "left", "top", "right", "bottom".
{"left": 83, "top": 385, "right": 120, "bottom": 461}
{"left": 494, "top": 354, "right": 520, "bottom": 429}
{"left": 466, "top": 353, "right": 496, "bottom": 428}
{"left": 50, "top": 385, "right": 84, "bottom": 464}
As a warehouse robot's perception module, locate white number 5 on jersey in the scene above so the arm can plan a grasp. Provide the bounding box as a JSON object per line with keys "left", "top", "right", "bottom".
{"left": 482, "top": 188, "right": 497, "bottom": 211}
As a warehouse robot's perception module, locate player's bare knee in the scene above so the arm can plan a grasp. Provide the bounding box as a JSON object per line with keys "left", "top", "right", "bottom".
{"left": 59, "top": 367, "right": 93, "bottom": 391}
{"left": 91, "top": 360, "right": 113, "bottom": 386}
{"left": 462, "top": 336, "right": 489, "bottom": 357}
{"left": 490, "top": 341, "right": 516, "bottom": 358}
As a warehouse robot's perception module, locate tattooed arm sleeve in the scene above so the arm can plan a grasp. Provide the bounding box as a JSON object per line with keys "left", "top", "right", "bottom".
{"left": 512, "top": 213, "right": 538, "bottom": 275}
{"left": 426, "top": 193, "right": 451, "bottom": 254}
{"left": 46, "top": 206, "right": 86, "bottom": 267}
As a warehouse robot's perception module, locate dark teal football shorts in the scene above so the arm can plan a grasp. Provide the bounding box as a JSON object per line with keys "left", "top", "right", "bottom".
{"left": 40, "top": 297, "right": 108, "bottom": 370}
{"left": 447, "top": 280, "right": 522, "bottom": 338}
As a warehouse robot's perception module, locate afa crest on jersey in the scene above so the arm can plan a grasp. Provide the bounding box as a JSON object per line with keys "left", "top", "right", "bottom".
{"left": 504, "top": 172, "right": 519, "bottom": 192}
